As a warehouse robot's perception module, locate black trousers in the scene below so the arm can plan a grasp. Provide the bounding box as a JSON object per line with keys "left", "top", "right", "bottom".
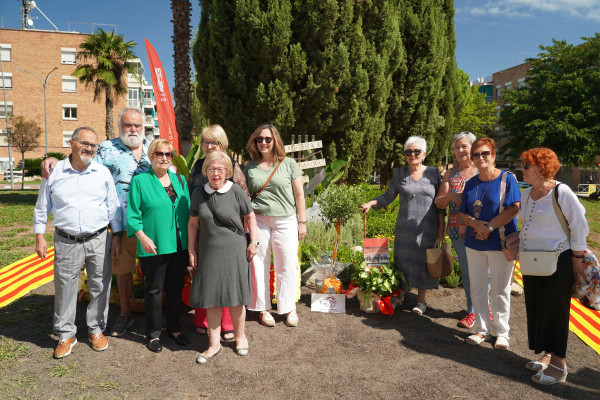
{"left": 523, "top": 250, "right": 575, "bottom": 358}
{"left": 139, "top": 249, "right": 187, "bottom": 340}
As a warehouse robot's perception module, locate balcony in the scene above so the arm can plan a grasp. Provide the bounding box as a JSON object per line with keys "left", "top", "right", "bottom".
{"left": 128, "top": 100, "right": 141, "bottom": 108}
{"left": 144, "top": 116, "right": 154, "bottom": 126}
{"left": 144, "top": 98, "right": 153, "bottom": 107}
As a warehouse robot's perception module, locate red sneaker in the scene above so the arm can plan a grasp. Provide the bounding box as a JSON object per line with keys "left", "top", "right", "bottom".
{"left": 489, "top": 305, "right": 493, "bottom": 321}
{"left": 458, "top": 313, "right": 475, "bottom": 328}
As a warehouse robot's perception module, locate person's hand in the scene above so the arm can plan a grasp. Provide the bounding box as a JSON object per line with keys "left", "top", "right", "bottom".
{"left": 188, "top": 251, "right": 197, "bottom": 269}
{"left": 247, "top": 243, "right": 257, "bottom": 261}
{"left": 110, "top": 236, "right": 121, "bottom": 258}
{"left": 41, "top": 157, "right": 58, "bottom": 179}
{"left": 437, "top": 225, "right": 445, "bottom": 241}
{"left": 35, "top": 234, "right": 47, "bottom": 260}
{"left": 139, "top": 235, "right": 157, "bottom": 255}
{"left": 298, "top": 223, "right": 307, "bottom": 241}
{"left": 474, "top": 220, "right": 491, "bottom": 241}
{"left": 361, "top": 201, "right": 374, "bottom": 214}
{"left": 572, "top": 257, "right": 585, "bottom": 285}
{"left": 448, "top": 192, "right": 462, "bottom": 206}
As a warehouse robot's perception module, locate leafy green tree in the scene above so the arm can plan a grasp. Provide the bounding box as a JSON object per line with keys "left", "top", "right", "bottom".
{"left": 500, "top": 34, "right": 600, "bottom": 166}
{"left": 73, "top": 28, "right": 137, "bottom": 140}
{"left": 379, "top": 0, "right": 456, "bottom": 185}
{"left": 171, "top": 0, "right": 194, "bottom": 155}
{"left": 454, "top": 85, "right": 497, "bottom": 137}
{"left": 9, "top": 115, "right": 41, "bottom": 189}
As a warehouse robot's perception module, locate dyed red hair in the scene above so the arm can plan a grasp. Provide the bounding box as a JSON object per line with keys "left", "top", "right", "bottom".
{"left": 520, "top": 147, "right": 561, "bottom": 179}
{"left": 471, "top": 137, "right": 496, "bottom": 157}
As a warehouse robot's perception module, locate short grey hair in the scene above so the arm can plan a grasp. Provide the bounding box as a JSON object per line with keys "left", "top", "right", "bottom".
{"left": 451, "top": 131, "right": 476, "bottom": 149}
{"left": 117, "top": 108, "right": 144, "bottom": 132}
{"left": 71, "top": 126, "right": 98, "bottom": 142}
{"left": 404, "top": 136, "right": 427, "bottom": 153}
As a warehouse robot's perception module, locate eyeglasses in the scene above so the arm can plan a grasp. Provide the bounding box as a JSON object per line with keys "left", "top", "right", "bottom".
{"left": 122, "top": 122, "right": 142, "bottom": 129}
{"left": 73, "top": 140, "right": 98, "bottom": 150}
{"left": 471, "top": 151, "right": 491, "bottom": 160}
{"left": 256, "top": 137, "right": 273, "bottom": 144}
{"left": 154, "top": 151, "right": 173, "bottom": 159}
{"left": 201, "top": 140, "right": 221, "bottom": 148}
{"left": 207, "top": 167, "right": 227, "bottom": 175}
{"left": 521, "top": 162, "right": 532, "bottom": 170}
{"left": 404, "top": 149, "right": 422, "bottom": 156}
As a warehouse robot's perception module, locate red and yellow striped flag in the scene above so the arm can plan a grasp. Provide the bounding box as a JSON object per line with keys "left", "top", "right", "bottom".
{"left": 0, "top": 248, "right": 55, "bottom": 308}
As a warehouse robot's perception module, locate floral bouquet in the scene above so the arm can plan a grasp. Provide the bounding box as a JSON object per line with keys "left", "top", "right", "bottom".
{"left": 344, "top": 261, "right": 405, "bottom": 314}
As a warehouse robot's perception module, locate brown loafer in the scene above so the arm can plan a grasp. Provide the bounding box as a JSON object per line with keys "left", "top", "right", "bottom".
{"left": 88, "top": 332, "right": 108, "bottom": 351}
{"left": 54, "top": 337, "right": 77, "bottom": 359}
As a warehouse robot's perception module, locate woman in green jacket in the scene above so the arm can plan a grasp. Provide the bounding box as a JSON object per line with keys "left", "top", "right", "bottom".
{"left": 127, "top": 139, "right": 190, "bottom": 353}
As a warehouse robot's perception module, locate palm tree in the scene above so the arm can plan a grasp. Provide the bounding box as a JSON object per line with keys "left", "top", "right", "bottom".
{"left": 171, "top": 0, "right": 193, "bottom": 155}
{"left": 73, "top": 28, "right": 137, "bottom": 140}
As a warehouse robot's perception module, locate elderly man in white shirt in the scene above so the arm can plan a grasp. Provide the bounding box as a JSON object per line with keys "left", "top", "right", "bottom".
{"left": 33, "top": 127, "right": 121, "bottom": 359}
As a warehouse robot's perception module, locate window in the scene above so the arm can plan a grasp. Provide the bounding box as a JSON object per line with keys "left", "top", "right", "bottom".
{"left": 62, "top": 76, "right": 77, "bottom": 92}
{"left": 61, "top": 48, "right": 76, "bottom": 64}
{"left": 0, "top": 102, "right": 13, "bottom": 118}
{"left": 0, "top": 44, "right": 11, "bottom": 62}
{"left": 0, "top": 73, "right": 12, "bottom": 89}
{"left": 128, "top": 88, "right": 139, "bottom": 108}
{"left": 518, "top": 77, "right": 526, "bottom": 89}
{"left": 495, "top": 85, "right": 501, "bottom": 97}
{"left": 63, "top": 131, "right": 73, "bottom": 147}
{"left": 504, "top": 81, "right": 512, "bottom": 91}
{"left": 0, "top": 130, "right": 8, "bottom": 146}
{"left": 62, "top": 104, "right": 77, "bottom": 120}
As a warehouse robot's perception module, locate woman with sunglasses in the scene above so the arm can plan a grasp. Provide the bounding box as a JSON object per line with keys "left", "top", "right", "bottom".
{"left": 188, "top": 124, "right": 249, "bottom": 342}
{"left": 361, "top": 136, "right": 445, "bottom": 315}
{"left": 519, "top": 148, "right": 588, "bottom": 385}
{"left": 458, "top": 137, "right": 520, "bottom": 350}
{"left": 244, "top": 124, "right": 306, "bottom": 328}
{"left": 127, "top": 139, "right": 191, "bottom": 352}
{"left": 435, "top": 132, "right": 479, "bottom": 328}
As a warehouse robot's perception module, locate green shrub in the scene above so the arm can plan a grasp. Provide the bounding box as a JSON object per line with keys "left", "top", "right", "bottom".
{"left": 441, "top": 240, "right": 463, "bottom": 287}
{"left": 304, "top": 215, "right": 363, "bottom": 250}
{"left": 46, "top": 152, "right": 67, "bottom": 160}
{"left": 24, "top": 158, "right": 42, "bottom": 177}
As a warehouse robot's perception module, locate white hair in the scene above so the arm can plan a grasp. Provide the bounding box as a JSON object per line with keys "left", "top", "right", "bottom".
{"left": 451, "top": 131, "right": 476, "bottom": 149}
{"left": 117, "top": 107, "right": 144, "bottom": 134}
{"left": 404, "top": 136, "right": 427, "bottom": 153}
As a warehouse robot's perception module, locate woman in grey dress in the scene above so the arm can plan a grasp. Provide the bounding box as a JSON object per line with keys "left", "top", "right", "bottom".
{"left": 361, "top": 136, "right": 445, "bottom": 315}
{"left": 188, "top": 151, "right": 259, "bottom": 363}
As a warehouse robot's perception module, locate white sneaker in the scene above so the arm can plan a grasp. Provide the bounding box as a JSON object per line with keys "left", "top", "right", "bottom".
{"left": 259, "top": 311, "right": 275, "bottom": 327}
{"left": 285, "top": 310, "right": 298, "bottom": 327}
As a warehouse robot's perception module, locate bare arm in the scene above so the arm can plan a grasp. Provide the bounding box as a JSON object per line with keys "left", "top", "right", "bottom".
{"left": 187, "top": 216, "right": 199, "bottom": 269}
{"left": 134, "top": 230, "right": 157, "bottom": 255}
{"left": 35, "top": 233, "right": 48, "bottom": 260}
{"left": 40, "top": 157, "right": 58, "bottom": 179}
{"left": 292, "top": 176, "right": 307, "bottom": 241}
{"left": 434, "top": 169, "right": 462, "bottom": 209}
{"left": 244, "top": 211, "right": 258, "bottom": 261}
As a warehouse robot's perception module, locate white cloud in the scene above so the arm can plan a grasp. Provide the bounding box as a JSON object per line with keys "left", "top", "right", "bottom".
{"left": 459, "top": 0, "right": 600, "bottom": 22}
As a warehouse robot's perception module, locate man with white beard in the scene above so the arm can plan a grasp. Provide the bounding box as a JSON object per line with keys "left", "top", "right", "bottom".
{"left": 42, "top": 108, "right": 152, "bottom": 337}
{"left": 34, "top": 126, "right": 121, "bottom": 358}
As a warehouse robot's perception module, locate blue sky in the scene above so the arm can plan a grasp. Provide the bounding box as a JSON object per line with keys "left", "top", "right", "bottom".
{"left": 1, "top": 0, "right": 599, "bottom": 92}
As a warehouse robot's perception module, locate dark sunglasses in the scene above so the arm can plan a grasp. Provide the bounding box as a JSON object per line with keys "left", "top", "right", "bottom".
{"left": 404, "top": 149, "right": 422, "bottom": 156}
{"left": 154, "top": 151, "right": 173, "bottom": 159}
{"left": 256, "top": 137, "right": 273, "bottom": 144}
{"left": 521, "top": 162, "right": 532, "bottom": 170}
{"left": 471, "top": 151, "right": 491, "bottom": 160}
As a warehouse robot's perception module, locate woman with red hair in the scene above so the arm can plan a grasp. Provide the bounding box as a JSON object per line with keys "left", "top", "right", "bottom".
{"left": 459, "top": 137, "right": 520, "bottom": 350}
{"left": 519, "top": 147, "right": 588, "bottom": 385}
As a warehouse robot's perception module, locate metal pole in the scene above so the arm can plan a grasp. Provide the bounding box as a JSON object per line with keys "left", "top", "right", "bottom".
{"left": 0, "top": 52, "right": 14, "bottom": 189}
{"left": 16, "top": 67, "right": 58, "bottom": 158}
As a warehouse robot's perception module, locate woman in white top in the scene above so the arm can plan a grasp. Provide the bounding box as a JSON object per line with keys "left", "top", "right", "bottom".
{"left": 519, "top": 147, "right": 588, "bottom": 385}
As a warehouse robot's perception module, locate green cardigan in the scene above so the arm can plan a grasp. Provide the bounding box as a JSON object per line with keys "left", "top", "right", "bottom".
{"left": 127, "top": 169, "right": 190, "bottom": 257}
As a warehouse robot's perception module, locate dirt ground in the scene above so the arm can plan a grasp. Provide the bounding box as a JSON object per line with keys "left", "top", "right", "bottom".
{"left": 1, "top": 277, "right": 599, "bottom": 399}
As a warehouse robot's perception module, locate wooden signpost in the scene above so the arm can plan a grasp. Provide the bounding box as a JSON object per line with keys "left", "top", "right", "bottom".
{"left": 286, "top": 135, "right": 326, "bottom": 197}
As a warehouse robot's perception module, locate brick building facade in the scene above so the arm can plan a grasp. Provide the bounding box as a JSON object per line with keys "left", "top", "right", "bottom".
{"left": 0, "top": 28, "right": 126, "bottom": 166}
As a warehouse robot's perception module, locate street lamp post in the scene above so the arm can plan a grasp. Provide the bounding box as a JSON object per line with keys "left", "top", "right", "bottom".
{"left": 16, "top": 66, "right": 58, "bottom": 158}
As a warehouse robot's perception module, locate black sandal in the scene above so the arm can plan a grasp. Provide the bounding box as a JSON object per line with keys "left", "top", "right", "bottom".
{"left": 220, "top": 330, "right": 235, "bottom": 342}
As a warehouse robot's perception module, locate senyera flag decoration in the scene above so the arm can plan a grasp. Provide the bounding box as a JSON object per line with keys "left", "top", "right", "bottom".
{"left": 144, "top": 39, "right": 182, "bottom": 156}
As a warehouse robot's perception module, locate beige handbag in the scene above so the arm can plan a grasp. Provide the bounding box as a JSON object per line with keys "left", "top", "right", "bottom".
{"left": 426, "top": 240, "right": 453, "bottom": 279}
{"left": 519, "top": 241, "right": 566, "bottom": 276}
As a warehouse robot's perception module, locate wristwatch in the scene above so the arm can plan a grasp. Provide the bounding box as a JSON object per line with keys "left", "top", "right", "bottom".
{"left": 250, "top": 240, "right": 259, "bottom": 246}
{"left": 487, "top": 224, "right": 494, "bottom": 232}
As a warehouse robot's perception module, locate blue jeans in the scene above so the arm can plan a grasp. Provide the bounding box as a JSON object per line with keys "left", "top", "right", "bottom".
{"left": 452, "top": 236, "right": 474, "bottom": 314}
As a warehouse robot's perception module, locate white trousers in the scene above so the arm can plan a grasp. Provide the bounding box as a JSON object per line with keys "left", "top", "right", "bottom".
{"left": 465, "top": 248, "right": 514, "bottom": 338}
{"left": 249, "top": 214, "right": 299, "bottom": 314}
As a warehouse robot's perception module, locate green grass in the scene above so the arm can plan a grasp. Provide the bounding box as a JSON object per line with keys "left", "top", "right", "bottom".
{"left": 0, "top": 338, "right": 28, "bottom": 361}
{"left": 49, "top": 362, "right": 76, "bottom": 378}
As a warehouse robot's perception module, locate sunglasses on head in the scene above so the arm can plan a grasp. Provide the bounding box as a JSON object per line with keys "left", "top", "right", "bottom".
{"left": 404, "top": 149, "right": 422, "bottom": 156}
{"left": 256, "top": 137, "right": 273, "bottom": 144}
{"left": 471, "top": 151, "right": 491, "bottom": 160}
{"left": 521, "top": 161, "right": 532, "bottom": 170}
{"left": 154, "top": 151, "right": 173, "bottom": 159}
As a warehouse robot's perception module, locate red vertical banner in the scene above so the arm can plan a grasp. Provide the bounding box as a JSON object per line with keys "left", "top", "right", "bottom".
{"left": 144, "top": 39, "right": 182, "bottom": 155}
